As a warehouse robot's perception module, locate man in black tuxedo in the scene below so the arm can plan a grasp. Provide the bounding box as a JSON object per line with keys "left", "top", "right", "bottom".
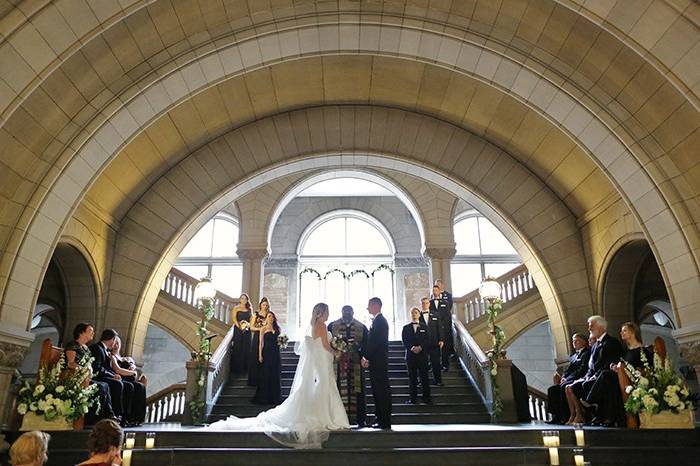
{"left": 89, "top": 329, "right": 134, "bottom": 426}
{"left": 361, "top": 297, "right": 391, "bottom": 429}
{"left": 432, "top": 282, "right": 454, "bottom": 372}
{"left": 547, "top": 333, "right": 590, "bottom": 423}
{"left": 422, "top": 296, "right": 444, "bottom": 386}
{"left": 565, "top": 316, "right": 623, "bottom": 424}
{"left": 402, "top": 307, "right": 431, "bottom": 405}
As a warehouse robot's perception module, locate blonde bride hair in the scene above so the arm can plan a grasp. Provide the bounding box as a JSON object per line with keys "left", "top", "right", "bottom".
{"left": 310, "top": 302, "right": 329, "bottom": 326}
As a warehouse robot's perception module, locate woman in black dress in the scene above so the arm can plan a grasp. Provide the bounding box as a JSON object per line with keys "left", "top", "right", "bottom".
{"left": 584, "top": 322, "right": 651, "bottom": 426}
{"left": 250, "top": 297, "right": 282, "bottom": 405}
{"left": 231, "top": 293, "right": 252, "bottom": 374}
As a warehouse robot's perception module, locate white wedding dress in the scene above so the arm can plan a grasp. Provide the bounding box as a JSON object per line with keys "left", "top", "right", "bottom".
{"left": 208, "top": 329, "right": 350, "bottom": 448}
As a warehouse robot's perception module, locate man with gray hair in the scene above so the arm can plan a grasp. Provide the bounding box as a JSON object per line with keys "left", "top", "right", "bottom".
{"left": 563, "top": 315, "right": 623, "bottom": 424}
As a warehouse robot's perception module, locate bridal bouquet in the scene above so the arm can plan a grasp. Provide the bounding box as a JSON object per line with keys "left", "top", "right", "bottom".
{"left": 16, "top": 352, "right": 100, "bottom": 422}
{"left": 277, "top": 334, "right": 289, "bottom": 349}
{"left": 624, "top": 350, "right": 696, "bottom": 415}
{"left": 330, "top": 336, "right": 349, "bottom": 353}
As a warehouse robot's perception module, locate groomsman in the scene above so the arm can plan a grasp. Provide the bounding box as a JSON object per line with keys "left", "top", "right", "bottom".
{"left": 420, "top": 296, "right": 444, "bottom": 386}
{"left": 362, "top": 297, "right": 392, "bottom": 429}
{"left": 402, "top": 307, "right": 431, "bottom": 405}
{"left": 433, "top": 280, "right": 455, "bottom": 372}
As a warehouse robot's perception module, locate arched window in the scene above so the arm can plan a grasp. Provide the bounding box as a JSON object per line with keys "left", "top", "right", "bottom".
{"left": 451, "top": 213, "right": 521, "bottom": 296}
{"left": 298, "top": 211, "right": 395, "bottom": 330}
{"left": 175, "top": 213, "right": 242, "bottom": 297}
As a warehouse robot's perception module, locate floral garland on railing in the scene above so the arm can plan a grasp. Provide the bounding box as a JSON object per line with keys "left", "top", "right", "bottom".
{"left": 189, "top": 299, "right": 214, "bottom": 424}
{"left": 485, "top": 298, "right": 505, "bottom": 420}
{"left": 299, "top": 265, "right": 395, "bottom": 280}
{"left": 348, "top": 269, "right": 370, "bottom": 278}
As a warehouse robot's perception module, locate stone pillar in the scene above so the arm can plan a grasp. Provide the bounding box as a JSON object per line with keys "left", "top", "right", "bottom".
{"left": 237, "top": 247, "right": 269, "bottom": 307}
{"left": 424, "top": 246, "right": 456, "bottom": 291}
{"left": 0, "top": 326, "right": 33, "bottom": 429}
{"left": 674, "top": 325, "right": 700, "bottom": 390}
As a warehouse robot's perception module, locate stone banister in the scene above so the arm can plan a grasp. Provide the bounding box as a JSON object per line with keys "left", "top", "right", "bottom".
{"left": 162, "top": 268, "right": 239, "bottom": 325}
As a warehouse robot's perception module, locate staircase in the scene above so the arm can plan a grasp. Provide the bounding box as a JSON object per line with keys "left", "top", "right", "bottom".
{"left": 209, "top": 341, "right": 491, "bottom": 425}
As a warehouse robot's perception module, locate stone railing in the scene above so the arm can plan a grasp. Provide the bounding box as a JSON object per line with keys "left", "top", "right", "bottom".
{"left": 453, "top": 316, "right": 494, "bottom": 414}
{"left": 145, "top": 383, "right": 186, "bottom": 423}
{"left": 453, "top": 264, "right": 536, "bottom": 324}
{"left": 161, "top": 268, "right": 238, "bottom": 324}
{"left": 183, "top": 323, "right": 235, "bottom": 424}
{"left": 528, "top": 386, "right": 551, "bottom": 422}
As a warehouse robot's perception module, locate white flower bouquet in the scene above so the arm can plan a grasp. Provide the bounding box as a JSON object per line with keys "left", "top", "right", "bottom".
{"left": 16, "top": 352, "right": 100, "bottom": 422}
{"left": 277, "top": 334, "right": 290, "bottom": 349}
{"left": 330, "top": 335, "right": 349, "bottom": 353}
{"left": 623, "top": 350, "right": 696, "bottom": 415}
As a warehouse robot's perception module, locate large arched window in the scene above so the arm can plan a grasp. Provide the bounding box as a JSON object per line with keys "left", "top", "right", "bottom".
{"left": 451, "top": 213, "right": 521, "bottom": 296}
{"left": 298, "top": 211, "right": 395, "bottom": 330}
{"left": 175, "top": 213, "right": 242, "bottom": 297}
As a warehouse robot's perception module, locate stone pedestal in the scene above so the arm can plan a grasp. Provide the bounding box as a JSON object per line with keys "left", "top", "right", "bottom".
{"left": 237, "top": 247, "right": 269, "bottom": 307}
{"left": 0, "top": 325, "right": 33, "bottom": 429}
{"left": 494, "top": 359, "right": 518, "bottom": 423}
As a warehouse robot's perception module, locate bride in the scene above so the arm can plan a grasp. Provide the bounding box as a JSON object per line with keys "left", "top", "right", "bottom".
{"left": 209, "top": 302, "right": 350, "bottom": 448}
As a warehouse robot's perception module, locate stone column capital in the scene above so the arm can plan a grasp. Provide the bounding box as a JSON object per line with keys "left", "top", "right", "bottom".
{"left": 424, "top": 246, "right": 457, "bottom": 260}
{"left": 236, "top": 247, "right": 269, "bottom": 260}
{"left": 0, "top": 325, "right": 33, "bottom": 368}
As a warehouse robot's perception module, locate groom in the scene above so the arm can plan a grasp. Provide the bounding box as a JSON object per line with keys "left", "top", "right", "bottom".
{"left": 361, "top": 297, "right": 392, "bottom": 429}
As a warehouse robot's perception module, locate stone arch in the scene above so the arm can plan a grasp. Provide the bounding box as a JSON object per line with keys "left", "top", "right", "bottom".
{"left": 2, "top": 23, "right": 697, "bottom": 347}
{"left": 100, "top": 108, "right": 589, "bottom": 360}
{"left": 50, "top": 240, "right": 101, "bottom": 342}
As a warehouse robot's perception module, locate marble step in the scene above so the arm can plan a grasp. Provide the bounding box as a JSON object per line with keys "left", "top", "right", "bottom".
{"left": 211, "top": 402, "right": 488, "bottom": 416}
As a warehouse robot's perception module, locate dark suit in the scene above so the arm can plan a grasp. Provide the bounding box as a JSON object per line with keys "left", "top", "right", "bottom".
{"left": 431, "top": 294, "right": 454, "bottom": 370}
{"left": 420, "top": 309, "right": 444, "bottom": 384}
{"left": 402, "top": 322, "right": 431, "bottom": 403}
{"left": 365, "top": 313, "right": 391, "bottom": 428}
{"left": 89, "top": 342, "right": 134, "bottom": 420}
{"left": 547, "top": 347, "right": 591, "bottom": 422}
{"left": 569, "top": 334, "right": 623, "bottom": 400}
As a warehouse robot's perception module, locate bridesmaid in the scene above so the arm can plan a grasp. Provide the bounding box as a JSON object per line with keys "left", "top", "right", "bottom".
{"left": 247, "top": 298, "right": 267, "bottom": 386}
{"left": 251, "top": 297, "right": 282, "bottom": 405}
{"left": 230, "top": 293, "right": 252, "bottom": 374}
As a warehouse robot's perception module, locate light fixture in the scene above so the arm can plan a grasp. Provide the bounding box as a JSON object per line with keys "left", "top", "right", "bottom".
{"left": 194, "top": 276, "right": 216, "bottom": 304}
{"left": 145, "top": 432, "right": 156, "bottom": 449}
{"left": 124, "top": 432, "right": 135, "bottom": 449}
{"left": 653, "top": 311, "right": 669, "bottom": 327}
{"left": 573, "top": 448, "right": 585, "bottom": 466}
{"left": 542, "top": 431, "right": 560, "bottom": 466}
{"left": 479, "top": 276, "right": 502, "bottom": 301}
{"left": 574, "top": 424, "right": 585, "bottom": 446}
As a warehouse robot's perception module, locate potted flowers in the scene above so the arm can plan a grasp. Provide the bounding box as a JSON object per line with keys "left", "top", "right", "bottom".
{"left": 623, "top": 351, "right": 696, "bottom": 429}
{"left": 16, "top": 352, "right": 99, "bottom": 431}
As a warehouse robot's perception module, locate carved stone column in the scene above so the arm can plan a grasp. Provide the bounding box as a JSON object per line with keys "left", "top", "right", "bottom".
{"left": 673, "top": 324, "right": 700, "bottom": 390}
{"left": 237, "top": 247, "right": 269, "bottom": 307}
{"left": 0, "top": 326, "right": 32, "bottom": 429}
{"left": 424, "top": 246, "right": 456, "bottom": 291}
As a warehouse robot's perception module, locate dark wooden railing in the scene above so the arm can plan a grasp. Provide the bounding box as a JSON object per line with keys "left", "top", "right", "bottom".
{"left": 145, "top": 383, "right": 186, "bottom": 423}
{"left": 161, "top": 268, "right": 238, "bottom": 324}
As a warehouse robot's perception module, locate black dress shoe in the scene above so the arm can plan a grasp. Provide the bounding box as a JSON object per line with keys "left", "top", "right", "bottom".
{"left": 404, "top": 400, "right": 417, "bottom": 405}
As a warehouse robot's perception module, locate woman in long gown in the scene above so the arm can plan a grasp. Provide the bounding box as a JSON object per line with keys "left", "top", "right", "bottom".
{"left": 209, "top": 302, "right": 350, "bottom": 449}
{"left": 230, "top": 293, "right": 252, "bottom": 374}
{"left": 252, "top": 299, "right": 282, "bottom": 405}
{"left": 247, "top": 298, "right": 270, "bottom": 387}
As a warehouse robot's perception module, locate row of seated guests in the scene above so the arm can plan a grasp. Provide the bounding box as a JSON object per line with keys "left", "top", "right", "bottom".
{"left": 548, "top": 315, "right": 652, "bottom": 426}
{"left": 65, "top": 323, "right": 146, "bottom": 427}
{"left": 9, "top": 419, "right": 125, "bottom": 466}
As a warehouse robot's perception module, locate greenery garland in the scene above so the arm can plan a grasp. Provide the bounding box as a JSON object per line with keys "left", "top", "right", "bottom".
{"left": 485, "top": 298, "right": 505, "bottom": 420}
{"left": 300, "top": 267, "right": 322, "bottom": 280}
{"left": 323, "top": 268, "right": 347, "bottom": 279}
{"left": 189, "top": 299, "right": 214, "bottom": 424}
{"left": 371, "top": 264, "right": 394, "bottom": 276}
{"left": 299, "top": 265, "right": 396, "bottom": 280}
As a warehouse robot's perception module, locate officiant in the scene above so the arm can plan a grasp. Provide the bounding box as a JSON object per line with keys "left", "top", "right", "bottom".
{"left": 328, "top": 305, "right": 369, "bottom": 427}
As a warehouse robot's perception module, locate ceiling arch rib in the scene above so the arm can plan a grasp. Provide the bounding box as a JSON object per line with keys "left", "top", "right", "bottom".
{"left": 1, "top": 20, "right": 698, "bottom": 347}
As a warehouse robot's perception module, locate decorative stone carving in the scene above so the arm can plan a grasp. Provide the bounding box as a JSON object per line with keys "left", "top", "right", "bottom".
{"left": 424, "top": 247, "right": 457, "bottom": 260}
{"left": 395, "top": 256, "right": 430, "bottom": 268}
{"left": 236, "top": 248, "right": 269, "bottom": 260}
{"left": 679, "top": 340, "right": 700, "bottom": 367}
{"left": 265, "top": 257, "right": 300, "bottom": 268}
{"left": 0, "top": 341, "right": 29, "bottom": 368}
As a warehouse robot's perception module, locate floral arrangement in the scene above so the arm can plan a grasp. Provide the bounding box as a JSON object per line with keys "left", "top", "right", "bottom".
{"left": 277, "top": 334, "right": 290, "bottom": 349}
{"left": 189, "top": 298, "right": 215, "bottom": 424}
{"left": 330, "top": 335, "right": 349, "bottom": 353}
{"left": 484, "top": 298, "right": 505, "bottom": 419}
{"left": 16, "top": 352, "right": 99, "bottom": 422}
{"left": 239, "top": 320, "right": 250, "bottom": 332}
{"left": 624, "top": 350, "right": 696, "bottom": 415}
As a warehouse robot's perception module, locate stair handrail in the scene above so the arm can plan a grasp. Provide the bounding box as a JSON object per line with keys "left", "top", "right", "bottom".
{"left": 145, "top": 383, "right": 186, "bottom": 423}
{"left": 452, "top": 316, "right": 494, "bottom": 415}
{"left": 453, "top": 264, "right": 536, "bottom": 324}
{"left": 527, "top": 386, "right": 551, "bottom": 422}
{"left": 161, "top": 268, "right": 239, "bottom": 324}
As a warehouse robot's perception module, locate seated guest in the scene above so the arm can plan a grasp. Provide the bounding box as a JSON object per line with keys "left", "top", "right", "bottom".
{"left": 65, "top": 323, "right": 117, "bottom": 423}
{"left": 109, "top": 337, "right": 146, "bottom": 426}
{"left": 90, "top": 329, "right": 134, "bottom": 426}
{"left": 582, "top": 322, "right": 652, "bottom": 426}
{"left": 9, "top": 431, "right": 50, "bottom": 466}
{"left": 564, "top": 315, "right": 623, "bottom": 424}
{"left": 75, "top": 419, "right": 123, "bottom": 466}
{"left": 402, "top": 307, "right": 431, "bottom": 405}
{"left": 547, "top": 333, "right": 590, "bottom": 423}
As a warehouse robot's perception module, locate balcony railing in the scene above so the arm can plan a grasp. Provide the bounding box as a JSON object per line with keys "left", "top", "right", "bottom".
{"left": 528, "top": 386, "right": 551, "bottom": 422}
{"left": 161, "top": 268, "right": 238, "bottom": 324}
{"left": 145, "top": 383, "right": 186, "bottom": 423}
{"left": 453, "top": 264, "right": 536, "bottom": 324}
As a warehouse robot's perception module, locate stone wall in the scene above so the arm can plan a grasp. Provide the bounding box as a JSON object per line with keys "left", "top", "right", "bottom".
{"left": 264, "top": 272, "right": 290, "bottom": 329}
{"left": 142, "top": 324, "right": 190, "bottom": 395}
{"left": 506, "top": 321, "right": 557, "bottom": 393}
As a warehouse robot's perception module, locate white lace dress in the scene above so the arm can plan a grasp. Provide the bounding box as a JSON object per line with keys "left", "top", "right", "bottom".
{"left": 208, "top": 330, "right": 350, "bottom": 448}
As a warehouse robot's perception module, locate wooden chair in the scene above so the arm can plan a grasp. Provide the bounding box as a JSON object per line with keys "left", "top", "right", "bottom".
{"left": 618, "top": 337, "right": 667, "bottom": 428}
{"left": 37, "top": 338, "right": 86, "bottom": 430}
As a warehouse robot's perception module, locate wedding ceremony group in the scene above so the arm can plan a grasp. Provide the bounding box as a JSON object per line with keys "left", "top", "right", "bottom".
{"left": 0, "top": 0, "right": 699, "bottom": 465}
